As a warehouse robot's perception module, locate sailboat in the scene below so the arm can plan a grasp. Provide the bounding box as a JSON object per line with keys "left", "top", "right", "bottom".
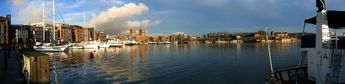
{"left": 266, "top": 0, "right": 345, "bottom": 83}
{"left": 34, "top": 0, "right": 68, "bottom": 52}
{"left": 108, "top": 39, "right": 124, "bottom": 47}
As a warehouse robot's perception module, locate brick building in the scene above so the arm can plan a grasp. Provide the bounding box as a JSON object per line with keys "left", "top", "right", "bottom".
{"left": 0, "top": 15, "right": 12, "bottom": 46}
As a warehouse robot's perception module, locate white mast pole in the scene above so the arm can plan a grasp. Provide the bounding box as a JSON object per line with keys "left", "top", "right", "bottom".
{"left": 83, "top": 11, "right": 86, "bottom": 28}
{"left": 266, "top": 27, "right": 275, "bottom": 79}
{"left": 42, "top": 0, "right": 45, "bottom": 42}
{"left": 52, "top": 0, "right": 55, "bottom": 45}
{"left": 94, "top": 23, "right": 96, "bottom": 41}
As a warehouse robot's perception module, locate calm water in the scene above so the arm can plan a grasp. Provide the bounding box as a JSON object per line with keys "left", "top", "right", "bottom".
{"left": 47, "top": 43, "right": 300, "bottom": 84}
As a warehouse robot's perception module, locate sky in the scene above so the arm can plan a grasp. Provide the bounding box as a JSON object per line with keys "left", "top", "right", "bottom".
{"left": 1, "top": 0, "right": 345, "bottom": 35}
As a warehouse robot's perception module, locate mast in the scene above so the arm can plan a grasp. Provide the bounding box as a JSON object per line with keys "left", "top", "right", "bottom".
{"left": 42, "top": 0, "right": 45, "bottom": 42}
{"left": 94, "top": 23, "right": 96, "bottom": 41}
{"left": 52, "top": 0, "right": 56, "bottom": 45}
{"left": 83, "top": 11, "right": 86, "bottom": 27}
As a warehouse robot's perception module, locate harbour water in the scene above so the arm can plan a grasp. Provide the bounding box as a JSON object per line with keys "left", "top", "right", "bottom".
{"left": 47, "top": 43, "right": 300, "bottom": 84}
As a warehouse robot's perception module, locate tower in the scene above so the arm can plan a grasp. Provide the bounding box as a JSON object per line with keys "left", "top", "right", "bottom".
{"left": 130, "top": 28, "right": 136, "bottom": 38}
{"left": 139, "top": 29, "right": 145, "bottom": 36}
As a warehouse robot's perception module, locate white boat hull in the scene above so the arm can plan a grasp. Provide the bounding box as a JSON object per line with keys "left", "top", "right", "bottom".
{"left": 83, "top": 44, "right": 98, "bottom": 49}
{"left": 109, "top": 44, "right": 124, "bottom": 47}
{"left": 99, "top": 44, "right": 110, "bottom": 48}
{"left": 34, "top": 45, "right": 68, "bottom": 52}
{"left": 71, "top": 46, "right": 83, "bottom": 49}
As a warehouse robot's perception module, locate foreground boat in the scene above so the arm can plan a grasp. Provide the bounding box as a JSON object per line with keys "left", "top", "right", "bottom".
{"left": 34, "top": 45, "right": 69, "bottom": 52}
{"left": 266, "top": 0, "right": 345, "bottom": 83}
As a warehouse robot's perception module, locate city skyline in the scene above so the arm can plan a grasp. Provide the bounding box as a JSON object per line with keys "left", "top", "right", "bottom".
{"left": 1, "top": 0, "right": 345, "bottom": 35}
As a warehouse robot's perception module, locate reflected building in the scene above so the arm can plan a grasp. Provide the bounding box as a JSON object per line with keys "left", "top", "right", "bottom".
{"left": 130, "top": 45, "right": 148, "bottom": 64}
{"left": 139, "top": 45, "right": 148, "bottom": 63}
{"left": 130, "top": 46, "right": 138, "bottom": 64}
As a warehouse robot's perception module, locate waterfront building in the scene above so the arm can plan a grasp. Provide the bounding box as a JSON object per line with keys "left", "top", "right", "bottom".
{"left": 71, "top": 25, "right": 84, "bottom": 43}
{"left": 30, "top": 22, "right": 53, "bottom": 43}
{"left": 158, "top": 35, "right": 168, "bottom": 42}
{"left": 0, "top": 15, "right": 12, "bottom": 46}
{"left": 128, "top": 28, "right": 148, "bottom": 43}
{"left": 57, "top": 23, "right": 72, "bottom": 43}
{"left": 83, "top": 28, "right": 89, "bottom": 41}
{"left": 136, "top": 29, "right": 148, "bottom": 43}
{"left": 13, "top": 24, "right": 33, "bottom": 43}
{"left": 130, "top": 28, "right": 136, "bottom": 39}
{"left": 112, "top": 35, "right": 129, "bottom": 40}
{"left": 149, "top": 36, "right": 159, "bottom": 42}
{"left": 88, "top": 28, "right": 96, "bottom": 41}
{"left": 271, "top": 31, "right": 289, "bottom": 39}
{"left": 254, "top": 30, "right": 266, "bottom": 38}
{"left": 95, "top": 31, "right": 107, "bottom": 41}
{"left": 139, "top": 29, "right": 145, "bottom": 37}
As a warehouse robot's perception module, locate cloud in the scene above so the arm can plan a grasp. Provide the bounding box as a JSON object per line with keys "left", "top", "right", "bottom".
{"left": 128, "top": 19, "right": 161, "bottom": 28}
{"left": 10, "top": 0, "right": 45, "bottom": 23}
{"left": 88, "top": 3, "right": 150, "bottom": 35}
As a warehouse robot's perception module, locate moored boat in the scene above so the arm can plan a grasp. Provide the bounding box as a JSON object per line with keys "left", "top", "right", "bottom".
{"left": 83, "top": 41, "right": 99, "bottom": 49}
{"left": 71, "top": 43, "right": 83, "bottom": 49}
{"left": 98, "top": 43, "right": 110, "bottom": 48}
{"left": 34, "top": 45, "right": 69, "bottom": 52}
{"left": 266, "top": 0, "right": 345, "bottom": 83}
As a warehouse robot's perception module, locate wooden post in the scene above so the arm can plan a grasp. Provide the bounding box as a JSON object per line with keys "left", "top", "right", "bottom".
{"left": 23, "top": 51, "right": 50, "bottom": 83}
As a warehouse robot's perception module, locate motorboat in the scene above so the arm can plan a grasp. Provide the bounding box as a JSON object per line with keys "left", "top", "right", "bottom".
{"left": 83, "top": 41, "right": 99, "bottom": 49}
{"left": 107, "top": 39, "right": 124, "bottom": 47}
{"left": 125, "top": 40, "right": 138, "bottom": 45}
{"left": 266, "top": 1, "right": 345, "bottom": 83}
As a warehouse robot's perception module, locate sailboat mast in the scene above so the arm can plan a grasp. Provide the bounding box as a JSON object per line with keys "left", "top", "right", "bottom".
{"left": 52, "top": 0, "right": 55, "bottom": 44}
{"left": 42, "top": 0, "right": 45, "bottom": 42}
{"left": 83, "top": 11, "right": 86, "bottom": 27}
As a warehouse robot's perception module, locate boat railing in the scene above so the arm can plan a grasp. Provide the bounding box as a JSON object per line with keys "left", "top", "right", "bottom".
{"left": 265, "top": 65, "right": 313, "bottom": 84}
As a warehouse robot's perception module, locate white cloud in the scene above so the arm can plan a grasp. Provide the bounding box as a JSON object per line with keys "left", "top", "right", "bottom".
{"left": 128, "top": 19, "right": 161, "bottom": 28}
{"left": 88, "top": 3, "right": 150, "bottom": 35}
{"left": 9, "top": 0, "right": 58, "bottom": 24}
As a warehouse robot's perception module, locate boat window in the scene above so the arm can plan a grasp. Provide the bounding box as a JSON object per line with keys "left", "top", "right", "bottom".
{"left": 301, "top": 34, "right": 316, "bottom": 48}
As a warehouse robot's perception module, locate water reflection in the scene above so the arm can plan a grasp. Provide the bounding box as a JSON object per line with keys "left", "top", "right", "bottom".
{"left": 39, "top": 43, "right": 301, "bottom": 84}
